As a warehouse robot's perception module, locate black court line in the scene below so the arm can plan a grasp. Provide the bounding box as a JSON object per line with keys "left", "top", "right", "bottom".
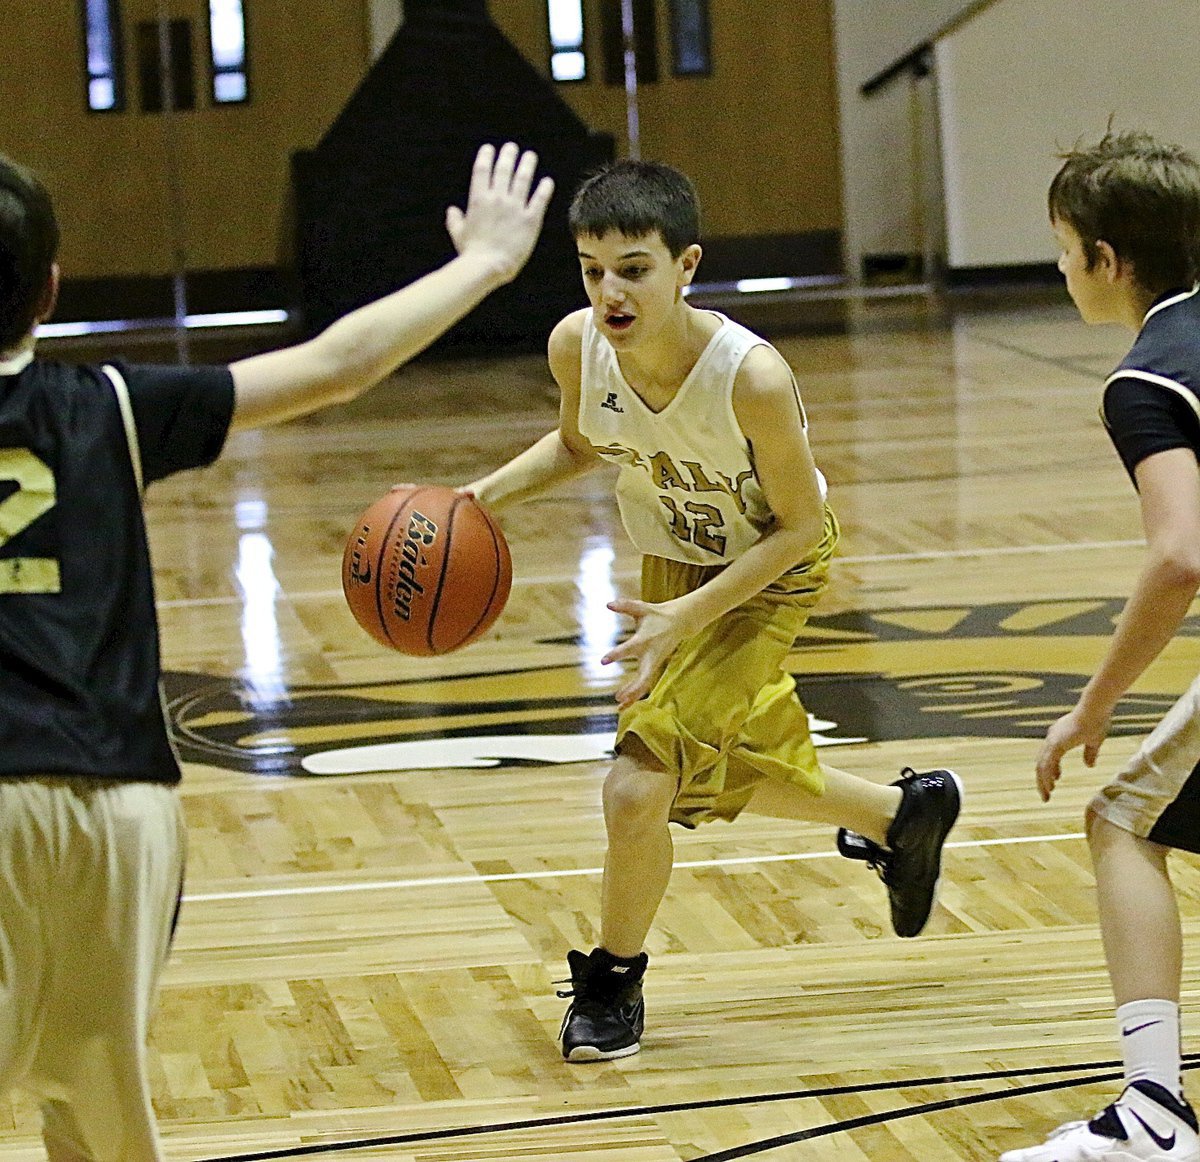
{"left": 692, "top": 1058, "right": 1200, "bottom": 1161}
{"left": 970, "top": 331, "right": 1110, "bottom": 381}
{"left": 686, "top": 1070, "right": 1125, "bottom": 1161}
{"left": 197, "top": 1056, "right": 1200, "bottom": 1161}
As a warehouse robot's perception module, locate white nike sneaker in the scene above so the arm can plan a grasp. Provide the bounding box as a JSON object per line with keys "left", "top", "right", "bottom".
{"left": 999, "top": 1081, "right": 1200, "bottom": 1161}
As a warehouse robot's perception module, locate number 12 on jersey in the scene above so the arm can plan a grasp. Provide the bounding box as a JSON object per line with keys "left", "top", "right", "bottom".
{"left": 659, "top": 495, "right": 728, "bottom": 556}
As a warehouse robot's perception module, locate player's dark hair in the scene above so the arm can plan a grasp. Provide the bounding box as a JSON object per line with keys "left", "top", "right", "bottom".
{"left": 569, "top": 160, "right": 700, "bottom": 257}
{"left": 0, "top": 154, "right": 59, "bottom": 351}
{"left": 1049, "top": 130, "right": 1200, "bottom": 294}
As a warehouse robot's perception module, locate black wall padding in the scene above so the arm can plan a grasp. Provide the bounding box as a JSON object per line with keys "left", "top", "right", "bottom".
{"left": 292, "top": 2, "right": 614, "bottom": 353}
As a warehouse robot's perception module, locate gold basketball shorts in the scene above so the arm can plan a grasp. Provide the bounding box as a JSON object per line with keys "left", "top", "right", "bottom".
{"left": 1089, "top": 673, "right": 1200, "bottom": 854}
{"left": 617, "top": 505, "right": 839, "bottom": 828}
{"left": 0, "top": 776, "right": 184, "bottom": 1161}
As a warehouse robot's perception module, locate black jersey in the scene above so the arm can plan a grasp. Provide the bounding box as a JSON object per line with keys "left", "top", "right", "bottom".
{"left": 0, "top": 353, "right": 234, "bottom": 783}
{"left": 1103, "top": 287, "right": 1200, "bottom": 482}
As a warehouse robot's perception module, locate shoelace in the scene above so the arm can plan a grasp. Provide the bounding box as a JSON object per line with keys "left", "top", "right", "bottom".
{"left": 555, "top": 976, "right": 582, "bottom": 1039}
{"left": 555, "top": 977, "right": 617, "bottom": 1040}
{"left": 859, "top": 843, "right": 895, "bottom": 886}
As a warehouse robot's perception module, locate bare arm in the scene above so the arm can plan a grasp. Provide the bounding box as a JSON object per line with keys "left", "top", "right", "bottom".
{"left": 605, "top": 345, "right": 827, "bottom": 707}
{"left": 227, "top": 143, "right": 554, "bottom": 432}
{"left": 467, "top": 310, "right": 601, "bottom": 509}
{"left": 1037, "top": 446, "right": 1200, "bottom": 798}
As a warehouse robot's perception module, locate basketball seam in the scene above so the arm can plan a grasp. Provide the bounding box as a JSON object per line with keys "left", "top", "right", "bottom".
{"left": 456, "top": 509, "right": 505, "bottom": 650}
{"left": 375, "top": 488, "right": 424, "bottom": 648}
{"left": 425, "top": 493, "right": 462, "bottom": 653}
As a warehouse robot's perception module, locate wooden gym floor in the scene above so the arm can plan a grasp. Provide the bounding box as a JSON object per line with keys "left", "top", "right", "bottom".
{"left": 6, "top": 285, "right": 1200, "bottom": 1161}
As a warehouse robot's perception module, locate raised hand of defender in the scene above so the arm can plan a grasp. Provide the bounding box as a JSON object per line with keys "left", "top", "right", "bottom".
{"left": 1035, "top": 703, "right": 1111, "bottom": 802}
{"left": 445, "top": 143, "right": 555, "bottom": 283}
{"left": 603, "top": 596, "right": 700, "bottom": 711}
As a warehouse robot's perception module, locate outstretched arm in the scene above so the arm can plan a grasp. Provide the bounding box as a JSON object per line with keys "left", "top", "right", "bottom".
{"left": 228, "top": 143, "right": 554, "bottom": 432}
{"left": 1036, "top": 446, "right": 1200, "bottom": 799}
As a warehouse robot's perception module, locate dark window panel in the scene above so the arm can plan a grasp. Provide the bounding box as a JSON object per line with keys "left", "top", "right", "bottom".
{"left": 137, "top": 18, "right": 196, "bottom": 113}
{"left": 601, "top": 0, "right": 658, "bottom": 86}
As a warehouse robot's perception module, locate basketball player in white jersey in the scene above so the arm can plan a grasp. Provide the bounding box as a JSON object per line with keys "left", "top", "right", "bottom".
{"left": 466, "top": 160, "right": 962, "bottom": 1062}
{"left": 0, "top": 142, "right": 551, "bottom": 1162}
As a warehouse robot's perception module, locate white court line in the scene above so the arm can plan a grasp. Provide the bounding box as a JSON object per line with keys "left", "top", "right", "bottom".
{"left": 182, "top": 831, "right": 1086, "bottom": 904}
{"left": 157, "top": 538, "right": 1143, "bottom": 610}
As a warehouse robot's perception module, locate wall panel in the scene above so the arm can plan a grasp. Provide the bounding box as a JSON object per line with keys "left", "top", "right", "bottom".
{"left": 935, "top": 0, "right": 1200, "bottom": 270}
{"left": 494, "top": 0, "right": 843, "bottom": 247}
{"left": 0, "top": 0, "right": 368, "bottom": 281}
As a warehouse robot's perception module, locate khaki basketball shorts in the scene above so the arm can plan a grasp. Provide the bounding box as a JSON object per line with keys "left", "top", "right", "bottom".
{"left": 0, "top": 776, "right": 184, "bottom": 1161}
{"left": 617, "top": 505, "right": 839, "bottom": 828}
{"left": 1090, "top": 672, "right": 1200, "bottom": 854}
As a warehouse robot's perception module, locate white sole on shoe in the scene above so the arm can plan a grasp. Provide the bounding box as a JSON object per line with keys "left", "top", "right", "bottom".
{"left": 563, "top": 1041, "right": 641, "bottom": 1062}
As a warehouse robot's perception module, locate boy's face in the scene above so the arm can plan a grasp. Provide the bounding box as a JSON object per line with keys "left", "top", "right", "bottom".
{"left": 1052, "top": 217, "right": 1124, "bottom": 325}
{"left": 575, "top": 230, "right": 700, "bottom": 349}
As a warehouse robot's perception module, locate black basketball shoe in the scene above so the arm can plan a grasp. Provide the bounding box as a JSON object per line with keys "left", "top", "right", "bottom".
{"left": 837, "top": 767, "right": 962, "bottom": 938}
{"left": 557, "top": 947, "right": 647, "bottom": 1062}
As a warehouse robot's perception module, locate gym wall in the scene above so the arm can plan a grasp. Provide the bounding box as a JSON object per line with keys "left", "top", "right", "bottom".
{"left": 0, "top": 0, "right": 368, "bottom": 290}
{"left": 493, "top": 1, "right": 842, "bottom": 251}
{"left": 0, "top": 0, "right": 842, "bottom": 310}
{"left": 935, "top": 0, "right": 1200, "bottom": 273}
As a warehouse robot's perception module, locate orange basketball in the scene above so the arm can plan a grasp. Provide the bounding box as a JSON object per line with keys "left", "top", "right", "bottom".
{"left": 342, "top": 485, "right": 512, "bottom": 656}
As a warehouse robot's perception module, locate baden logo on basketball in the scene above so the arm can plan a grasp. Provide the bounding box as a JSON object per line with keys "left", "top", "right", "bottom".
{"left": 391, "top": 510, "right": 438, "bottom": 622}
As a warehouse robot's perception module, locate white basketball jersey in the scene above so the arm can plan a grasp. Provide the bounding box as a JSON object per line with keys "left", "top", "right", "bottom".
{"left": 576, "top": 310, "right": 825, "bottom": 565}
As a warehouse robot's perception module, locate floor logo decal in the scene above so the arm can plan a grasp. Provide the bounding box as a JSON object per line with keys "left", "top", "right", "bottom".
{"left": 164, "top": 597, "right": 1182, "bottom": 776}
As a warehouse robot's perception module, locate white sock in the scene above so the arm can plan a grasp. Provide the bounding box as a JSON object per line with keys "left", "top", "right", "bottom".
{"left": 1116, "top": 999, "right": 1182, "bottom": 1099}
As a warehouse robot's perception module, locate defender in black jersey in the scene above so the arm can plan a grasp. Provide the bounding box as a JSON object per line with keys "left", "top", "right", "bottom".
{"left": 0, "top": 144, "right": 552, "bottom": 1162}
{"left": 1001, "top": 133, "right": 1200, "bottom": 1162}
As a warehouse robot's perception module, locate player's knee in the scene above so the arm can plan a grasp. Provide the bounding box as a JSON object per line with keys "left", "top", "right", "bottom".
{"left": 1085, "top": 808, "right": 1159, "bottom": 861}
{"left": 603, "top": 764, "right": 674, "bottom": 830}
{"left": 1084, "top": 806, "right": 1121, "bottom": 852}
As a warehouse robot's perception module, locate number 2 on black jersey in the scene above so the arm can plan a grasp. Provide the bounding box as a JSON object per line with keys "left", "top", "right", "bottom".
{"left": 0, "top": 448, "right": 60, "bottom": 593}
